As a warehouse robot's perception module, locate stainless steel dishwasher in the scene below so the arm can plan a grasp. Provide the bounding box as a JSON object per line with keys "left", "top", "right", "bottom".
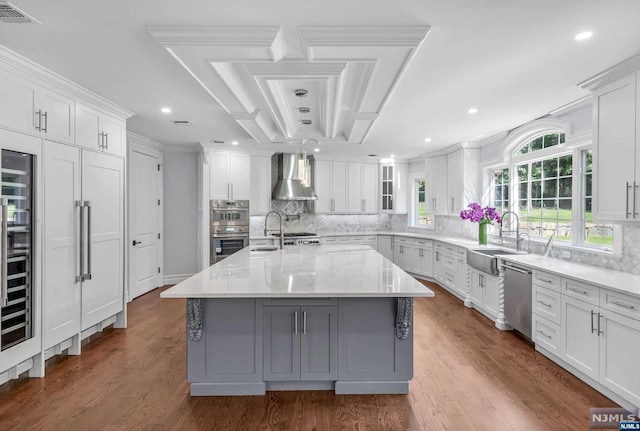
{"left": 503, "top": 262, "right": 533, "bottom": 339}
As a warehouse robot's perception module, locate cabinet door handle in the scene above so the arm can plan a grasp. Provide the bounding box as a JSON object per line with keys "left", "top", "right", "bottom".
{"left": 84, "top": 201, "right": 92, "bottom": 281}
{"left": 537, "top": 300, "right": 552, "bottom": 308}
{"left": 537, "top": 330, "right": 552, "bottom": 339}
{"left": 634, "top": 181, "right": 639, "bottom": 218}
{"left": 626, "top": 182, "right": 632, "bottom": 218}
{"left": 35, "top": 109, "right": 42, "bottom": 131}
{"left": 303, "top": 310, "right": 307, "bottom": 335}
{"left": 537, "top": 276, "right": 553, "bottom": 283}
{"left": 590, "top": 310, "right": 596, "bottom": 334}
{"left": 480, "top": 274, "right": 484, "bottom": 288}
{"left": 567, "top": 286, "right": 588, "bottom": 295}
{"left": 611, "top": 300, "right": 634, "bottom": 310}
{"left": 104, "top": 132, "right": 108, "bottom": 149}
{"left": 362, "top": 199, "right": 365, "bottom": 212}
{"left": 1, "top": 198, "right": 7, "bottom": 306}
{"left": 294, "top": 310, "right": 298, "bottom": 335}
{"left": 76, "top": 201, "right": 83, "bottom": 283}
{"left": 42, "top": 111, "right": 48, "bottom": 133}
{"left": 597, "top": 312, "right": 603, "bottom": 336}
{"left": 451, "top": 197, "right": 454, "bottom": 213}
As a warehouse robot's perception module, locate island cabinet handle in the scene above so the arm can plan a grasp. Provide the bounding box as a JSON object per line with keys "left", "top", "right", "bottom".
{"left": 294, "top": 310, "right": 298, "bottom": 335}
{"left": 303, "top": 311, "right": 307, "bottom": 335}
{"left": 590, "top": 310, "right": 596, "bottom": 334}
{"left": 611, "top": 300, "right": 634, "bottom": 310}
{"left": 597, "top": 312, "right": 604, "bottom": 336}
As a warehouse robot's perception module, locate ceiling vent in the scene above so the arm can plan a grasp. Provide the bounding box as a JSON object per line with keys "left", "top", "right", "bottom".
{"left": 0, "top": 2, "right": 40, "bottom": 24}
{"left": 173, "top": 120, "right": 193, "bottom": 126}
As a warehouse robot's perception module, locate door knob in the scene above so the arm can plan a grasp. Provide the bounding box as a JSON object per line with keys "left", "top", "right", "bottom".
{"left": 132, "top": 240, "right": 141, "bottom": 246}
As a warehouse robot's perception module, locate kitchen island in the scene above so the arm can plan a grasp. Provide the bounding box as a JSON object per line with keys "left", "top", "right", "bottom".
{"left": 161, "top": 244, "right": 434, "bottom": 396}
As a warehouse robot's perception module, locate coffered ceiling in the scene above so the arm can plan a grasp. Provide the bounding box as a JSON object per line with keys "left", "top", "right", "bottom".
{"left": 1, "top": 1, "right": 640, "bottom": 159}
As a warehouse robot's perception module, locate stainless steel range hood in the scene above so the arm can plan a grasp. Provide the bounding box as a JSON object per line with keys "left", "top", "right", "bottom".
{"left": 272, "top": 153, "right": 318, "bottom": 200}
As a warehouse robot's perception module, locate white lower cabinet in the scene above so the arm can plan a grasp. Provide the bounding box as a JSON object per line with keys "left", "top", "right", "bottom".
{"left": 377, "top": 235, "right": 393, "bottom": 261}
{"left": 531, "top": 270, "right": 640, "bottom": 412}
{"left": 43, "top": 142, "right": 125, "bottom": 352}
{"left": 393, "top": 237, "right": 433, "bottom": 278}
{"left": 469, "top": 269, "right": 499, "bottom": 319}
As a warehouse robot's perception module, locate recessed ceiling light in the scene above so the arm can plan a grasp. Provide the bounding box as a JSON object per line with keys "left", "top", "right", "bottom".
{"left": 574, "top": 31, "right": 593, "bottom": 41}
{"left": 467, "top": 107, "right": 478, "bottom": 114}
{"left": 161, "top": 107, "right": 171, "bottom": 114}
{"left": 424, "top": 138, "right": 432, "bottom": 143}
{"left": 390, "top": 154, "right": 395, "bottom": 158}
{"left": 314, "top": 148, "right": 320, "bottom": 152}
{"left": 231, "top": 141, "right": 238, "bottom": 146}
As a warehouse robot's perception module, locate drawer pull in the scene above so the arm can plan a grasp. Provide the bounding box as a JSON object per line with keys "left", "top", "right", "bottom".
{"left": 611, "top": 300, "right": 635, "bottom": 310}
{"left": 567, "top": 286, "right": 588, "bottom": 295}
{"left": 537, "top": 276, "right": 553, "bottom": 283}
{"left": 537, "top": 300, "right": 552, "bottom": 308}
{"left": 537, "top": 330, "right": 552, "bottom": 339}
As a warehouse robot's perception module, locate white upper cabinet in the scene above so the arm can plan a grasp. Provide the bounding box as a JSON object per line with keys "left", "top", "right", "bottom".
{"left": 347, "top": 163, "right": 378, "bottom": 213}
{"left": 250, "top": 155, "right": 272, "bottom": 215}
{"left": 425, "top": 155, "right": 448, "bottom": 214}
{"left": 380, "top": 162, "right": 408, "bottom": 214}
{"left": 76, "top": 103, "right": 125, "bottom": 157}
{"left": 592, "top": 73, "right": 639, "bottom": 221}
{"left": 0, "top": 69, "right": 74, "bottom": 144}
{"left": 314, "top": 160, "right": 348, "bottom": 213}
{"left": 209, "top": 151, "right": 251, "bottom": 200}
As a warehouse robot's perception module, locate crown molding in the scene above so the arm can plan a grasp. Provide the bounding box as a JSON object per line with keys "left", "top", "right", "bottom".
{"left": 579, "top": 51, "right": 640, "bottom": 91}
{"left": 0, "top": 44, "right": 134, "bottom": 119}
{"left": 127, "top": 131, "right": 164, "bottom": 151}
{"left": 420, "top": 141, "right": 482, "bottom": 158}
{"left": 548, "top": 95, "right": 591, "bottom": 117}
{"left": 146, "top": 25, "right": 281, "bottom": 46}
{"left": 162, "top": 143, "right": 200, "bottom": 153}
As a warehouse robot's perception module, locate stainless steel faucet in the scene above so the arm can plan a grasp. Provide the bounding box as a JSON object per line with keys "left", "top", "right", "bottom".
{"left": 264, "top": 210, "right": 284, "bottom": 249}
{"left": 518, "top": 232, "right": 531, "bottom": 254}
{"left": 500, "top": 211, "right": 523, "bottom": 251}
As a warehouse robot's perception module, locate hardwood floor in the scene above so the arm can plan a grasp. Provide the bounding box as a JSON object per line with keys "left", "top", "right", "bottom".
{"left": 0, "top": 281, "right": 619, "bottom": 430}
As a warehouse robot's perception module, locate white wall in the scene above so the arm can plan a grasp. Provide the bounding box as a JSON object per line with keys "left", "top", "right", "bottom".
{"left": 408, "top": 159, "right": 425, "bottom": 175}
{"left": 163, "top": 150, "right": 199, "bottom": 282}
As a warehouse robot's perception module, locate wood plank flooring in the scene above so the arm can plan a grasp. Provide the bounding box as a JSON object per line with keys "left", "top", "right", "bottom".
{"left": 0, "top": 281, "right": 619, "bottom": 430}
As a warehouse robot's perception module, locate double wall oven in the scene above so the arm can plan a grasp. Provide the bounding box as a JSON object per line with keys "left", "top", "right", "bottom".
{"left": 210, "top": 200, "right": 249, "bottom": 265}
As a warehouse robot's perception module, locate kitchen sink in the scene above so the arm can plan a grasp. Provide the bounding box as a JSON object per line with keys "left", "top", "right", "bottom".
{"left": 249, "top": 245, "right": 280, "bottom": 252}
{"left": 467, "top": 248, "right": 521, "bottom": 275}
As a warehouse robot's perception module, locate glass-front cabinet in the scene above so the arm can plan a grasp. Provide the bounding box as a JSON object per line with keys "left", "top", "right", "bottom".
{"left": 381, "top": 164, "right": 393, "bottom": 211}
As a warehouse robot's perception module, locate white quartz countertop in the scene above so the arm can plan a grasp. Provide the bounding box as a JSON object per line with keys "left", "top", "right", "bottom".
{"left": 498, "top": 254, "right": 640, "bottom": 298}
{"left": 161, "top": 245, "right": 435, "bottom": 299}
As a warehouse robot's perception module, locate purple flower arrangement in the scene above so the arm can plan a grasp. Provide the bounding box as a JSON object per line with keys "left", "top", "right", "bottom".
{"left": 459, "top": 203, "right": 502, "bottom": 225}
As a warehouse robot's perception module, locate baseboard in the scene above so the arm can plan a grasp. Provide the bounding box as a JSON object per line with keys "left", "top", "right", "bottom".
{"left": 163, "top": 273, "right": 194, "bottom": 285}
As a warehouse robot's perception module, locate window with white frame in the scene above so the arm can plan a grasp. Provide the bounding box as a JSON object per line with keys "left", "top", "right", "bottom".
{"left": 410, "top": 176, "right": 432, "bottom": 228}
{"left": 490, "top": 132, "right": 616, "bottom": 250}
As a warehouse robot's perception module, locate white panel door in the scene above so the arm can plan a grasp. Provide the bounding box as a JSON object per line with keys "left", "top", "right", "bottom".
{"left": 347, "top": 163, "right": 363, "bottom": 212}
{"left": 447, "top": 150, "right": 463, "bottom": 214}
{"left": 43, "top": 142, "right": 82, "bottom": 349}
{"left": 227, "top": 153, "right": 250, "bottom": 199}
{"left": 593, "top": 74, "right": 637, "bottom": 221}
{"left": 101, "top": 114, "right": 125, "bottom": 157}
{"left": 81, "top": 152, "right": 124, "bottom": 330}
{"left": 130, "top": 150, "right": 160, "bottom": 299}
{"left": 362, "top": 163, "right": 377, "bottom": 213}
{"left": 314, "top": 160, "right": 332, "bottom": 213}
{"left": 332, "top": 162, "right": 348, "bottom": 212}
{"left": 35, "top": 88, "right": 74, "bottom": 144}
{"left": 209, "top": 152, "right": 229, "bottom": 199}
{"left": 599, "top": 309, "right": 640, "bottom": 407}
{"left": 75, "top": 103, "right": 101, "bottom": 151}
{"left": 0, "top": 70, "right": 35, "bottom": 134}
{"left": 561, "top": 295, "right": 599, "bottom": 380}
{"left": 483, "top": 274, "right": 499, "bottom": 317}
{"left": 250, "top": 155, "right": 271, "bottom": 215}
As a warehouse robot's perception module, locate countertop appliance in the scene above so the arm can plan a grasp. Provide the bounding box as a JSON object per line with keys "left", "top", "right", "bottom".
{"left": 273, "top": 232, "right": 321, "bottom": 246}
{"left": 503, "top": 262, "right": 533, "bottom": 340}
{"left": 210, "top": 200, "right": 249, "bottom": 265}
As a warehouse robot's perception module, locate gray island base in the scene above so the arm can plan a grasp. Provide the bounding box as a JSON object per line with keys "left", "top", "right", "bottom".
{"left": 188, "top": 297, "right": 413, "bottom": 396}
{"left": 161, "top": 245, "right": 434, "bottom": 396}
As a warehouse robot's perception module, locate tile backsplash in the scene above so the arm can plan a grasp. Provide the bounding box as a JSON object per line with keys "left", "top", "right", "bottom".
{"left": 253, "top": 209, "right": 640, "bottom": 276}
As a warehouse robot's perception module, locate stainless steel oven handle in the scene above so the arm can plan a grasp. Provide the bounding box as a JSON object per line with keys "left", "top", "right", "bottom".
{"left": 1, "top": 198, "right": 7, "bottom": 307}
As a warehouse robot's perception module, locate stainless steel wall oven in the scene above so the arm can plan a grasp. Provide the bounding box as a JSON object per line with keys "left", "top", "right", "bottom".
{"left": 210, "top": 200, "right": 249, "bottom": 265}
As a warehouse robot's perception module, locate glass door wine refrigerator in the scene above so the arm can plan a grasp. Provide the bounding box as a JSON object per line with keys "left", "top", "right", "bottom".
{"left": 1, "top": 150, "right": 34, "bottom": 351}
{"left": 0, "top": 129, "right": 42, "bottom": 379}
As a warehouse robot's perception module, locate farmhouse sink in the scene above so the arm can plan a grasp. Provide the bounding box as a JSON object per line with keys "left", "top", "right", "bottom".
{"left": 467, "top": 248, "right": 521, "bottom": 275}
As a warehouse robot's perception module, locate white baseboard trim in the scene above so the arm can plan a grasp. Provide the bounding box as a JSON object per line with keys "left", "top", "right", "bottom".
{"left": 163, "top": 273, "right": 194, "bottom": 285}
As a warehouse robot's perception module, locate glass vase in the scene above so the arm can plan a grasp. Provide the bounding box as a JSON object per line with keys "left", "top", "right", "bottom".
{"left": 478, "top": 222, "right": 488, "bottom": 245}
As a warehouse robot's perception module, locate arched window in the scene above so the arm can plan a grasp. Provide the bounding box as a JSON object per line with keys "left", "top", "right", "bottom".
{"left": 489, "top": 121, "right": 617, "bottom": 251}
